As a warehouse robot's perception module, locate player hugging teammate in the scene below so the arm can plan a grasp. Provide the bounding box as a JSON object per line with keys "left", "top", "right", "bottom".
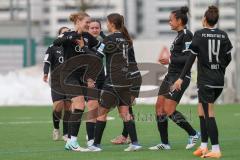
{"left": 42, "top": 5, "right": 232, "bottom": 157}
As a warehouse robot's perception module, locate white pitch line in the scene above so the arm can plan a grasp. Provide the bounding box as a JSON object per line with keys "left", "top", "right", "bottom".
{"left": 106, "top": 116, "right": 115, "bottom": 121}
{"left": 0, "top": 118, "right": 115, "bottom": 125}
{"left": 0, "top": 121, "right": 52, "bottom": 125}
{"left": 0, "top": 116, "right": 115, "bottom": 125}
{"left": 234, "top": 113, "right": 240, "bottom": 116}
{"left": 15, "top": 117, "right": 33, "bottom": 120}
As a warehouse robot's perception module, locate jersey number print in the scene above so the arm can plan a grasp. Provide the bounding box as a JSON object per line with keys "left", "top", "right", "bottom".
{"left": 208, "top": 39, "right": 220, "bottom": 63}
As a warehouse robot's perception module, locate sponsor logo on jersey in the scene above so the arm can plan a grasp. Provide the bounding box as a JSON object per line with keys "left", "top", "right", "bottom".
{"left": 75, "top": 45, "right": 85, "bottom": 53}
{"left": 56, "top": 50, "right": 61, "bottom": 54}
{"left": 185, "top": 41, "right": 192, "bottom": 50}
{"left": 58, "top": 56, "right": 64, "bottom": 63}
{"left": 97, "top": 43, "right": 105, "bottom": 56}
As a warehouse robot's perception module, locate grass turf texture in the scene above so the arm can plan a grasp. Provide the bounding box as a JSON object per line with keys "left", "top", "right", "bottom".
{"left": 0, "top": 104, "right": 239, "bottom": 160}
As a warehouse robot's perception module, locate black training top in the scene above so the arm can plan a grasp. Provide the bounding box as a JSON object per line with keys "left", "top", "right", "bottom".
{"left": 128, "top": 47, "right": 139, "bottom": 73}
{"left": 103, "top": 32, "right": 131, "bottom": 86}
{"left": 179, "top": 28, "right": 233, "bottom": 88}
{"left": 54, "top": 31, "right": 100, "bottom": 59}
{"left": 53, "top": 31, "right": 102, "bottom": 80}
{"left": 43, "top": 44, "right": 64, "bottom": 74}
{"left": 168, "top": 29, "right": 193, "bottom": 76}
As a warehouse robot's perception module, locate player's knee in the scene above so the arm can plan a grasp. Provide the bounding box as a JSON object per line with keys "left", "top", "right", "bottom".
{"left": 165, "top": 108, "right": 175, "bottom": 116}
{"left": 53, "top": 101, "right": 64, "bottom": 112}
{"left": 71, "top": 100, "right": 85, "bottom": 110}
{"left": 87, "top": 100, "right": 99, "bottom": 110}
{"left": 156, "top": 105, "right": 165, "bottom": 115}
{"left": 208, "top": 111, "right": 215, "bottom": 117}
{"left": 64, "top": 100, "right": 71, "bottom": 111}
{"left": 119, "top": 112, "right": 131, "bottom": 122}
{"left": 155, "top": 103, "right": 164, "bottom": 115}
{"left": 86, "top": 108, "right": 98, "bottom": 122}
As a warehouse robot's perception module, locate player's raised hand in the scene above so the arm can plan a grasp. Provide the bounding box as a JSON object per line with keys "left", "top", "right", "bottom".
{"left": 76, "top": 36, "right": 85, "bottom": 48}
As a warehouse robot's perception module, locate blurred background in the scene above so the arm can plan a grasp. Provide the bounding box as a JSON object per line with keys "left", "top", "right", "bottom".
{"left": 0, "top": 0, "right": 239, "bottom": 106}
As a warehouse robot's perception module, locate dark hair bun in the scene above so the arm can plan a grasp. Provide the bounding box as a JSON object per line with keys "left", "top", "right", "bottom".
{"left": 204, "top": 5, "right": 219, "bottom": 26}
{"left": 208, "top": 5, "right": 219, "bottom": 14}
{"left": 180, "top": 6, "right": 189, "bottom": 14}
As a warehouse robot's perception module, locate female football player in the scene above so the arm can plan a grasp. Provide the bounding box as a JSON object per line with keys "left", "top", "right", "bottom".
{"left": 149, "top": 6, "right": 200, "bottom": 151}
{"left": 43, "top": 27, "right": 71, "bottom": 141}
{"left": 88, "top": 13, "right": 142, "bottom": 152}
{"left": 173, "top": 6, "right": 232, "bottom": 158}
{"left": 85, "top": 19, "right": 106, "bottom": 146}
{"left": 110, "top": 27, "right": 142, "bottom": 145}
{"left": 53, "top": 12, "right": 104, "bottom": 151}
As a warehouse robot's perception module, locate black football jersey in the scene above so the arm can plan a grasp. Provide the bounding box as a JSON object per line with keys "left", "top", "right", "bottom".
{"left": 43, "top": 45, "right": 64, "bottom": 72}
{"left": 91, "top": 34, "right": 106, "bottom": 83}
{"left": 103, "top": 32, "right": 131, "bottom": 86}
{"left": 128, "top": 47, "right": 139, "bottom": 72}
{"left": 128, "top": 47, "right": 137, "bottom": 64}
{"left": 188, "top": 28, "right": 233, "bottom": 87}
{"left": 168, "top": 29, "right": 193, "bottom": 75}
{"left": 61, "top": 31, "right": 100, "bottom": 60}
{"left": 55, "top": 31, "right": 101, "bottom": 79}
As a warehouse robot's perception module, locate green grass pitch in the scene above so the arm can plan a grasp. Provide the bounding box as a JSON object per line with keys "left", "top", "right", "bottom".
{"left": 0, "top": 104, "right": 239, "bottom": 160}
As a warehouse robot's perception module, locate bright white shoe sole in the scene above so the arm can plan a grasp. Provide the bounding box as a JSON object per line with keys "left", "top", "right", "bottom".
{"left": 186, "top": 143, "right": 196, "bottom": 150}
{"left": 124, "top": 145, "right": 142, "bottom": 151}
{"left": 186, "top": 132, "right": 201, "bottom": 150}
{"left": 87, "top": 140, "right": 94, "bottom": 147}
{"left": 70, "top": 146, "right": 90, "bottom": 152}
{"left": 148, "top": 144, "right": 171, "bottom": 150}
{"left": 88, "top": 146, "right": 102, "bottom": 152}
{"left": 52, "top": 129, "right": 61, "bottom": 141}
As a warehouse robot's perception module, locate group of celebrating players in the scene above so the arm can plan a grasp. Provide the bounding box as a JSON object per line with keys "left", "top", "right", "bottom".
{"left": 43, "top": 5, "right": 232, "bottom": 159}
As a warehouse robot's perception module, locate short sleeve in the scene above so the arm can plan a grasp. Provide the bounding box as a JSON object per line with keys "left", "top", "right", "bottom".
{"left": 182, "top": 31, "right": 193, "bottom": 52}
{"left": 43, "top": 46, "right": 53, "bottom": 64}
{"left": 222, "top": 34, "right": 233, "bottom": 55}
{"left": 188, "top": 31, "right": 200, "bottom": 55}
